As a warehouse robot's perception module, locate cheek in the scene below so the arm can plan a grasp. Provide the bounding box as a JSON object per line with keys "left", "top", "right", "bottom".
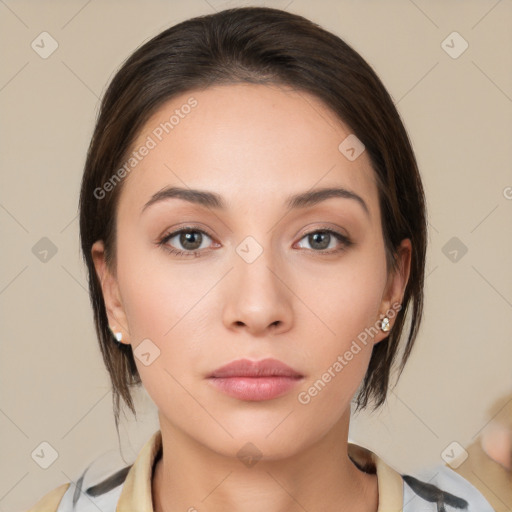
{"left": 300, "top": 248, "right": 388, "bottom": 354}
{"left": 115, "top": 232, "right": 219, "bottom": 383}
{"left": 115, "top": 225, "right": 202, "bottom": 337}
{"left": 295, "top": 245, "right": 388, "bottom": 398}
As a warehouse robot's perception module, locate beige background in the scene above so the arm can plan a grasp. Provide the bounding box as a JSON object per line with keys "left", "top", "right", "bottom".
{"left": 1, "top": 0, "right": 511, "bottom": 510}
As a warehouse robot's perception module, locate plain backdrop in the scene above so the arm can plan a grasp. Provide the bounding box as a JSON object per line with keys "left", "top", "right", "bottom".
{"left": 1, "top": 1, "right": 511, "bottom": 510}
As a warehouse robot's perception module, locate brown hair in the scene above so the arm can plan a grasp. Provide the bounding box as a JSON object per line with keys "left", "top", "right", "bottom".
{"left": 79, "top": 6, "right": 427, "bottom": 432}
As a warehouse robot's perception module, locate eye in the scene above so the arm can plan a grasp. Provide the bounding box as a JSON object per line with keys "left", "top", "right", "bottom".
{"left": 157, "top": 226, "right": 352, "bottom": 258}
{"left": 295, "top": 229, "right": 352, "bottom": 254}
{"left": 158, "top": 227, "right": 216, "bottom": 258}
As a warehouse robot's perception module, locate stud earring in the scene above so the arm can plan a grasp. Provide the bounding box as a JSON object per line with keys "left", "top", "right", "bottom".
{"left": 379, "top": 316, "right": 391, "bottom": 332}
{"left": 109, "top": 326, "right": 123, "bottom": 342}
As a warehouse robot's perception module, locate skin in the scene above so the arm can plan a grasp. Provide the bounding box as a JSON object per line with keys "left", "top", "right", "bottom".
{"left": 92, "top": 83, "right": 411, "bottom": 512}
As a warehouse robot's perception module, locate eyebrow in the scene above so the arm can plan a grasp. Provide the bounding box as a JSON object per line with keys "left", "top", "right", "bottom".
{"left": 141, "top": 185, "right": 370, "bottom": 217}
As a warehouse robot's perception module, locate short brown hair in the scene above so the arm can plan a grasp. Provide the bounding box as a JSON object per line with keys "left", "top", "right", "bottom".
{"left": 79, "top": 6, "right": 427, "bottom": 431}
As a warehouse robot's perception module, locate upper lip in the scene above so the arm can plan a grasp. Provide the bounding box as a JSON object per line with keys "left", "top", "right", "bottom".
{"left": 208, "top": 358, "right": 303, "bottom": 378}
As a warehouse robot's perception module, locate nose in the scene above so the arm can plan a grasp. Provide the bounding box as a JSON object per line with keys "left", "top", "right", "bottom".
{"left": 221, "top": 244, "right": 294, "bottom": 337}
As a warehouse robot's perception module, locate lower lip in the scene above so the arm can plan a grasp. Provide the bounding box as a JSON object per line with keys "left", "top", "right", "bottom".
{"left": 208, "top": 376, "right": 303, "bottom": 401}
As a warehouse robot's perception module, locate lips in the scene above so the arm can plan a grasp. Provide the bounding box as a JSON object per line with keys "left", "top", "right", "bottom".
{"left": 207, "top": 358, "right": 304, "bottom": 401}
{"left": 208, "top": 358, "right": 303, "bottom": 379}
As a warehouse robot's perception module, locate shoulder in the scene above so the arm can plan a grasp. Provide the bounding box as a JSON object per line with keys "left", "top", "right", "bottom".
{"left": 25, "top": 452, "right": 133, "bottom": 512}
{"left": 401, "top": 464, "right": 496, "bottom": 511}
{"left": 351, "top": 441, "right": 496, "bottom": 511}
{"left": 25, "top": 430, "right": 161, "bottom": 512}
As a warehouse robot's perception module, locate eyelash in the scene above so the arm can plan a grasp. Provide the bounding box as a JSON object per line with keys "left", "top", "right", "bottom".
{"left": 157, "top": 225, "right": 353, "bottom": 258}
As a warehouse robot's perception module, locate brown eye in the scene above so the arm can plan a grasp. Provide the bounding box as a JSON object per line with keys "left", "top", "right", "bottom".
{"left": 177, "top": 231, "right": 204, "bottom": 251}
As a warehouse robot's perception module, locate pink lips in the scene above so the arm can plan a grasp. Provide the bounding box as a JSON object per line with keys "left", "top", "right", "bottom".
{"left": 207, "top": 358, "right": 304, "bottom": 401}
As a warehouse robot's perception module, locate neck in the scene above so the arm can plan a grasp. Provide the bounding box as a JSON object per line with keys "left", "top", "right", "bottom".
{"left": 151, "top": 411, "right": 378, "bottom": 512}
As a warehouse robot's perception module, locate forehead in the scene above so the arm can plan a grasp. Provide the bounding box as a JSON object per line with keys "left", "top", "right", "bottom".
{"left": 118, "top": 83, "right": 379, "bottom": 219}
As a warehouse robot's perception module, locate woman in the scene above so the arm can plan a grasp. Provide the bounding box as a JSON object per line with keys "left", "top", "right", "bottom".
{"left": 27, "top": 6, "right": 494, "bottom": 512}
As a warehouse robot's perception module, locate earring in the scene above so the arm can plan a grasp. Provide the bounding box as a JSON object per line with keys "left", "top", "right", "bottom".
{"left": 379, "top": 316, "right": 391, "bottom": 332}
{"left": 109, "top": 326, "right": 123, "bottom": 342}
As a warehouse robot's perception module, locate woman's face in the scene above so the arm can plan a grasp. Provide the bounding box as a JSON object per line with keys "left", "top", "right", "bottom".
{"left": 93, "top": 83, "right": 410, "bottom": 459}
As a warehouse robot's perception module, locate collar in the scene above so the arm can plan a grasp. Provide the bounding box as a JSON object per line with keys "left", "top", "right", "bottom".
{"left": 117, "top": 430, "right": 404, "bottom": 511}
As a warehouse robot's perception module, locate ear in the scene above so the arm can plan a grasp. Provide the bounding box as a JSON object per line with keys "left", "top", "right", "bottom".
{"left": 373, "top": 238, "right": 412, "bottom": 344}
{"left": 91, "top": 240, "right": 130, "bottom": 345}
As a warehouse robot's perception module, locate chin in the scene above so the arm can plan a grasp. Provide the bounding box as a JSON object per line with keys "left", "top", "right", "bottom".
{"left": 199, "top": 422, "right": 317, "bottom": 462}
